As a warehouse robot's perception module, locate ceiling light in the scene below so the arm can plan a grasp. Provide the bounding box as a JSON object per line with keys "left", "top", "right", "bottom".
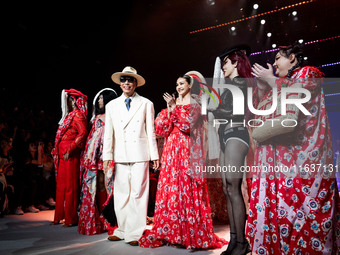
{"left": 190, "top": 1, "right": 314, "bottom": 34}
{"left": 207, "top": 0, "right": 215, "bottom": 6}
{"left": 261, "top": 19, "right": 266, "bottom": 25}
{"left": 298, "top": 39, "right": 304, "bottom": 44}
{"left": 253, "top": 4, "right": 259, "bottom": 9}
{"left": 321, "top": 61, "right": 340, "bottom": 67}
{"left": 292, "top": 11, "right": 297, "bottom": 16}
{"left": 231, "top": 26, "right": 236, "bottom": 31}
{"left": 250, "top": 35, "right": 340, "bottom": 56}
{"left": 267, "top": 32, "right": 272, "bottom": 37}
{"left": 272, "top": 44, "right": 277, "bottom": 48}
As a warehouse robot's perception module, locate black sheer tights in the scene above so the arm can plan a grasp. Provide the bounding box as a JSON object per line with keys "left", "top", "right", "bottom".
{"left": 220, "top": 139, "right": 249, "bottom": 255}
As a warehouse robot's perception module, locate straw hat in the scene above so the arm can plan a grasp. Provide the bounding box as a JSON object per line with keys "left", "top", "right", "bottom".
{"left": 111, "top": 66, "right": 145, "bottom": 87}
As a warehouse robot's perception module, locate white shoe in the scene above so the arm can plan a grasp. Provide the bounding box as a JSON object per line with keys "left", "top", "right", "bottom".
{"left": 15, "top": 206, "right": 24, "bottom": 215}
{"left": 27, "top": 205, "right": 39, "bottom": 213}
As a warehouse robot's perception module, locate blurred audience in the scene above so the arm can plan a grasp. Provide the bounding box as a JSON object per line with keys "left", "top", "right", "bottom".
{"left": 0, "top": 89, "right": 58, "bottom": 217}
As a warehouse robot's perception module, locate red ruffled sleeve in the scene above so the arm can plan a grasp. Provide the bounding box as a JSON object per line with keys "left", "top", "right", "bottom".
{"left": 292, "top": 66, "right": 324, "bottom": 99}
{"left": 155, "top": 108, "right": 174, "bottom": 138}
{"left": 155, "top": 104, "right": 202, "bottom": 137}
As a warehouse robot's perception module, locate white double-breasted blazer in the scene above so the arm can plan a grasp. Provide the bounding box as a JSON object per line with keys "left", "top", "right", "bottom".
{"left": 103, "top": 93, "right": 159, "bottom": 163}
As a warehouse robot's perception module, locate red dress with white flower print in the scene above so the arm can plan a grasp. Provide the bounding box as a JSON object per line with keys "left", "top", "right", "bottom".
{"left": 78, "top": 115, "right": 115, "bottom": 235}
{"left": 246, "top": 66, "right": 340, "bottom": 254}
{"left": 139, "top": 104, "right": 227, "bottom": 249}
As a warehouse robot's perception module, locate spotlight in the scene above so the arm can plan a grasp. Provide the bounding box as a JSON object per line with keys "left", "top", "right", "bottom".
{"left": 253, "top": 4, "right": 259, "bottom": 9}
{"left": 272, "top": 44, "right": 277, "bottom": 48}
{"left": 207, "top": 0, "right": 215, "bottom": 6}
{"left": 292, "top": 11, "right": 297, "bottom": 16}
{"left": 230, "top": 26, "right": 237, "bottom": 36}
{"left": 261, "top": 19, "right": 266, "bottom": 25}
{"left": 298, "top": 39, "right": 304, "bottom": 44}
{"left": 304, "top": 57, "right": 308, "bottom": 60}
{"left": 267, "top": 32, "right": 272, "bottom": 37}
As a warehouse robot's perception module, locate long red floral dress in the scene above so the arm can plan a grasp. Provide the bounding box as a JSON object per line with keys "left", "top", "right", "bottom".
{"left": 139, "top": 103, "right": 227, "bottom": 249}
{"left": 246, "top": 66, "right": 340, "bottom": 254}
{"left": 78, "top": 114, "right": 115, "bottom": 235}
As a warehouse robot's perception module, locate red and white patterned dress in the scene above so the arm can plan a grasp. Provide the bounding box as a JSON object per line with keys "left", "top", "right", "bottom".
{"left": 78, "top": 114, "right": 115, "bottom": 235}
{"left": 246, "top": 66, "right": 340, "bottom": 254}
{"left": 139, "top": 103, "right": 227, "bottom": 249}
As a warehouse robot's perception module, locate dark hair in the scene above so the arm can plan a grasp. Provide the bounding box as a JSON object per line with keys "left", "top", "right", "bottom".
{"left": 25, "top": 138, "right": 39, "bottom": 160}
{"left": 278, "top": 43, "right": 304, "bottom": 78}
{"left": 181, "top": 74, "right": 193, "bottom": 85}
{"left": 178, "top": 74, "right": 202, "bottom": 95}
{"left": 95, "top": 90, "right": 117, "bottom": 115}
{"left": 67, "top": 95, "right": 75, "bottom": 102}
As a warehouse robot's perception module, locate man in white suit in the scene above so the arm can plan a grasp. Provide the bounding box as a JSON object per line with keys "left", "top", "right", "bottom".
{"left": 103, "top": 66, "right": 159, "bottom": 246}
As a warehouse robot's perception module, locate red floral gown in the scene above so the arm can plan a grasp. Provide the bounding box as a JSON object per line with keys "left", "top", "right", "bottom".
{"left": 246, "top": 66, "right": 340, "bottom": 254}
{"left": 139, "top": 103, "right": 227, "bottom": 249}
{"left": 78, "top": 114, "right": 115, "bottom": 235}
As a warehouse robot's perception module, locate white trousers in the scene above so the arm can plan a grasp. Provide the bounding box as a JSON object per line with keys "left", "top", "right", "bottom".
{"left": 113, "top": 162, "right": 149, "bottom": 242}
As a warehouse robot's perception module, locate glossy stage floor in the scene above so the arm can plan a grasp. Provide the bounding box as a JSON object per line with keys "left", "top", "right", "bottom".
{"left": 0, "top": 210, "right": 239, "bottom": 255}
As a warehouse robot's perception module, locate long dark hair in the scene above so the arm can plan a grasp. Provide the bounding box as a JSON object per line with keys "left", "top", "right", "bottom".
{"left": 278, "top": 43, "right": 304, "bottom": 78}
{"left": 94, "top": 90, "right": 117, "bottom": 115}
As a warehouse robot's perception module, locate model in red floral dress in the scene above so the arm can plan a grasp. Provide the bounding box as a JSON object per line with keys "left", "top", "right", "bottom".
{"left": 247, "top": 44, "right": 339, "bottom": 254}
{"left": 139, "top": 73, "right": 227, "bottom": 249}
{"left": 78, "top": 88, "right": 117, "bottom": 235}
{"left": 78, "top": 114, "right": 115, "bottom": 235}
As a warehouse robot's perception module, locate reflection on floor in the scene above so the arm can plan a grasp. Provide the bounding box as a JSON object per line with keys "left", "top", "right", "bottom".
{"left": 0, "top": 210, "right": 250, "bottom": 255}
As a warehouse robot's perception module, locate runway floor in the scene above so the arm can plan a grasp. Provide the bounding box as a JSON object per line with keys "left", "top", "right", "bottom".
{"left": 0, "top": 210, "right": 236, "bottom": 255}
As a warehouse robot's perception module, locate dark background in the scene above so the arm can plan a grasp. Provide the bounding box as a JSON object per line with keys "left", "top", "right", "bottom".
{"left": 3, "top": 0, "right": 340, "bottom": 136}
